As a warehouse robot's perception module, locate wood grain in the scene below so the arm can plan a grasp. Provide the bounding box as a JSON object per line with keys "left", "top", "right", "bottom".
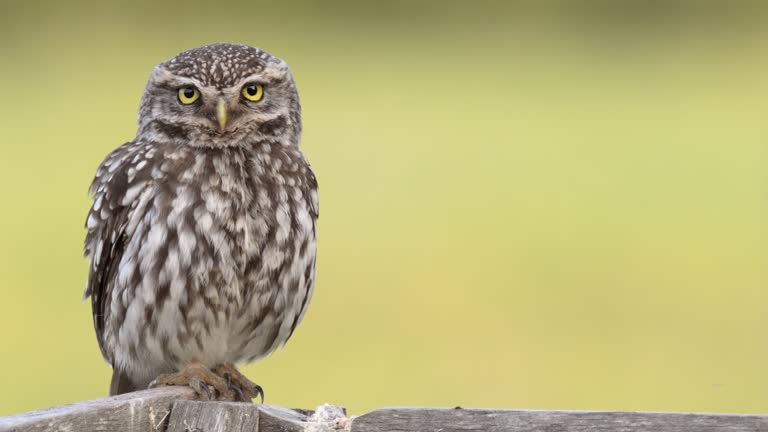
{"left": 166, "top": 401, "right": 260, "bottom": 432}
{"left": 350, "top": 407, "right": 768, "bottom": 432}
{"left": 167, "top": 401, "right": 347, "bottom": 432}
{"left": 0, "top": 386, "right": 195, "bottom": 432}
{"left": 256, "top": 404, "right": 311, "bottom": 432}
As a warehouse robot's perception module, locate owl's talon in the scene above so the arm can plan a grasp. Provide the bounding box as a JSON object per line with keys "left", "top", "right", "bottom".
{"left": 212, "top": 363, "right": 264, "bottom": 403}
{"left": 191, "top": 380, "right": 214, "bottom": 400}
{"left": 224, "top": 372, "right": 246, "bottom": 402}
{"left": 253, "top": 384, "right": 265, "bottom": 403}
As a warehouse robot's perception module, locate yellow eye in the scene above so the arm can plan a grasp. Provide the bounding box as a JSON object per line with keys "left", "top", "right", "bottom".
{"left": 241, "top": 83, "right": 264, "bottom": 102}
{"left": 178, "top": 86, "right": 200, "bottom": 104}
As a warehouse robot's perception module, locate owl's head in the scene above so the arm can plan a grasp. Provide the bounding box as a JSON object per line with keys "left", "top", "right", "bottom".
{"left": 137, "top": 43, "right": 301, "bottom": 148}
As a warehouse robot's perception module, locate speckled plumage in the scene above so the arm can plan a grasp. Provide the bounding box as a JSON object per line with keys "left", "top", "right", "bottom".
{"left": 83, "top": 43, "right": 318, "bottom": 395}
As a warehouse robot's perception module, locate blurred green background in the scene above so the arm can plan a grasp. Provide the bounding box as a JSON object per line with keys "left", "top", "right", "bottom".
{"left": 0, "top": 0, "right": 766, "bottom": 416}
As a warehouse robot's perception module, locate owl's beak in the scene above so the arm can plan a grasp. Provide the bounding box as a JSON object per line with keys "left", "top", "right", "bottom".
{"left": 216, "top": 97, "right": 228, "bottom": 130}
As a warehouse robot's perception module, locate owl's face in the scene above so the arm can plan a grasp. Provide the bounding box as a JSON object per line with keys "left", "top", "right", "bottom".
{"left": 137, "top": 43, "right": 301, "bottom": 148}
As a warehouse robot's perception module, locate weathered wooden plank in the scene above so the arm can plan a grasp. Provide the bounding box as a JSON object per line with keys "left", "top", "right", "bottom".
{"left": 3, "top": 392, "right": 767, "bottom": 432}
{"left": 166, "top": 401, "right": 260, "bottom": 432}
{"left": 350, "top": 407, "right": 768, "bottom": 432}
{"left": 166, "top": 401, "right": 348, "bottom": 432}
{"left": 256, "top": 404, "right": 310, "bottom": 432}
{"left": 0, "top": 387, "right": 196, "bottom": 432}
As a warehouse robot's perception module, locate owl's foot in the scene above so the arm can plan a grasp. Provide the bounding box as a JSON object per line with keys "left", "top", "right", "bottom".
{"left": 212, "top": 363, "right": 264, "bottom": 403}
{"left": 149, "top": 363, "right": 238, "bottom": 401}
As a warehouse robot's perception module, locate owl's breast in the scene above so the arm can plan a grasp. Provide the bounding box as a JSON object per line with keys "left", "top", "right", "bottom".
{"left": 105, "top": 142, "right": 317, "bottom": 384}
{"left": 164, "top": 143, "right": 318, "bottom": 363}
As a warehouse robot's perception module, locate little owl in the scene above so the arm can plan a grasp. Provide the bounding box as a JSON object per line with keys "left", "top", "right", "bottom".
{"left": 83, "top": 43, "right": 318, "bottom": 401}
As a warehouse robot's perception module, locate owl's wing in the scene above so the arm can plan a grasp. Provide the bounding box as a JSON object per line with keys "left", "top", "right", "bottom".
{"left": 83, "top": 141, "right": 153, "bottom": 362}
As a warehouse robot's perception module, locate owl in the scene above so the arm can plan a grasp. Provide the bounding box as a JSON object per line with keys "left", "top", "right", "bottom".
{"left": 83, "top": 43, "right": 318, "bottom": 401}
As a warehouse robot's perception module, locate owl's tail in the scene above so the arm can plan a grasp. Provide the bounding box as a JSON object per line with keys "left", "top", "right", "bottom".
{"left": 109, "top": 368, "right": 140, "bottom": 396}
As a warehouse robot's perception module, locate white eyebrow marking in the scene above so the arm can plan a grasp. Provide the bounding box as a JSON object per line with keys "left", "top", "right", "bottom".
{"left": 152, "top": 67, "right": 206, "bottom": 90}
